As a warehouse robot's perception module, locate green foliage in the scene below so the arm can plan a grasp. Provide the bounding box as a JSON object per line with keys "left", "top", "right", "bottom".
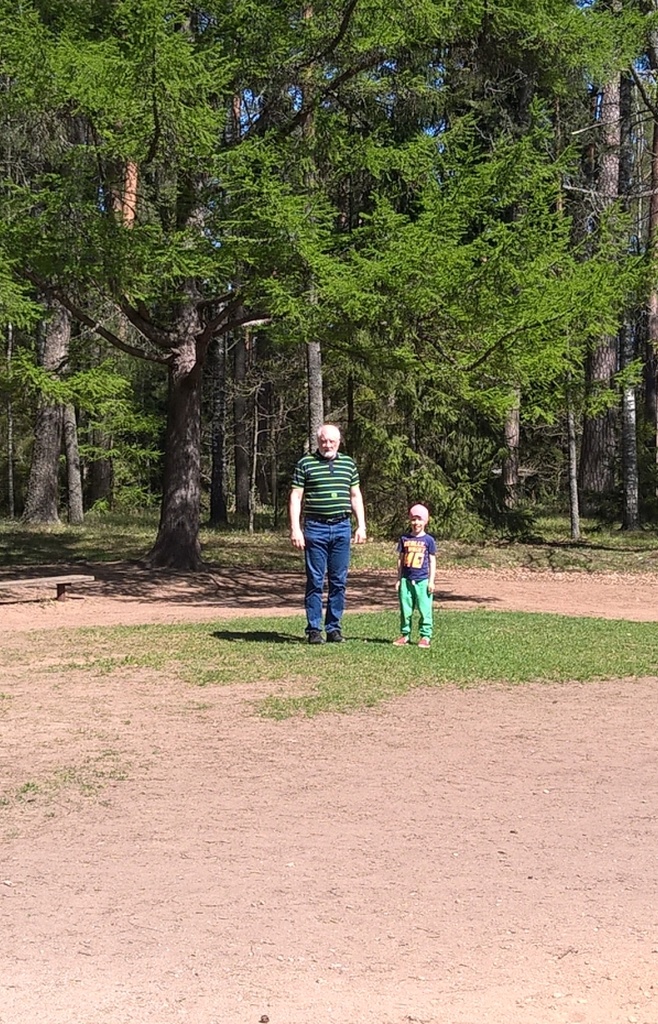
{"left": 0, "top": 254, "right": 41, "bottom": 327}
{"left": 0, "top": 0, "right": 653, "bottom": 535}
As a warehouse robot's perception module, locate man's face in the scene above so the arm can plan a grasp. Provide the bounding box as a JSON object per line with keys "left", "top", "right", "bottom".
{"left": 317, "top": 428, "right": 341, "bottom": 460}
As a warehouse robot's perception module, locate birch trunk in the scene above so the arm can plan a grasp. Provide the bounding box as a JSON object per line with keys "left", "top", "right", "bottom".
{"left": 502, "top": 390, "right": 520, "bottom": 509}
{"left": 63, "top": 404, "right": 84, "bottom": 525}
{"left": 567, "top": 392, "right": 581, "bottom": 541}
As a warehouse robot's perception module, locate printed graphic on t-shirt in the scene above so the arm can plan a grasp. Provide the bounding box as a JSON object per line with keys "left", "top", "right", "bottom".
{"left": 402, "top": 539, "right": 427, "bottom": 570}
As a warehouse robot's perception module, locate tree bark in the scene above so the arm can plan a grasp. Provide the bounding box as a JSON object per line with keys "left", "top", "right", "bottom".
{"left": 234, "top": 331, "right": 251, "bottom": 516}
{"left": 579, "top": 73, "right": 621, "bottom": 502}
{"left": 23, "top": 406, "right": 63, "bottom": 523}
{"left": 248, "top": 381, "right": 260, "bottom": 534}
{"left": 566, "top": 390, "right": 581, "bottom": 541}
{"left": 23, "top": 301, "right": 71, "bottom": 524}
{"left": 63, "top": 403, "right": 84, "bottom": 524}
{"left": 145, "top": 294, "right": 205, "bottom": 569}
{"left": 620, "top": 324, "right": 640, "bottom": 529}
{"left": 87, "top": 427, "right": 114, "bottom": 507}
{"left": 618, "top": 73, "right": 640, "bottom": 530}
{"left": 646, "top": 26, "right": 658, "bottom": 494}
{"left": 208, "top": 334, "right": 229, "bottom": 527}
{"left": 6, "top": 323, "right": 14, "bottom": 519}
{"left": 502, "top": 390, "right": 520, "bottom": 509}
{"left": 307, "top": 339, "right": 324, "bottom": 447}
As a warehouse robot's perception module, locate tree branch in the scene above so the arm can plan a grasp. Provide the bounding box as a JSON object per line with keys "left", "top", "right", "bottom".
{"left": 248, "top": 49, "right": 384, "bottom": 142}
{"left": 630, "top": 66, "right": 658, "bottom": 120}
{"left": 195, "top": 293, "right": 246, "bottom": 346}
{"left": 308, "top": 0, "right": 360, "bottom": 64}
{"left": 418, "top": 310, "right": 573, "bottom": 373}
{"left": 23, "top": 270, "right": 169, "bottom": 365}
{"left": 117, "top": 298, "right": 174, "bottom": 349}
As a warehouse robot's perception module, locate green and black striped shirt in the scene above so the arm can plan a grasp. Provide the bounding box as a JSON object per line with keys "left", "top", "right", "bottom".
{"left": 291, "top": 451, "right": 359, "bottom": 518}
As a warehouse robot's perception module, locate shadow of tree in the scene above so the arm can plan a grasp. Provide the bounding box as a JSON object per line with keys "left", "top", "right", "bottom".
{"left": 0, "top": 561, "right": 509, "bottom": 617}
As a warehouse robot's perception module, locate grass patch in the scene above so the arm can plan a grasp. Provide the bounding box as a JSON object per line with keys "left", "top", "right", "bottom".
{"left": 4, "top": 611, "right": 658, "bottom": 718}
{"left": 2, "top": 751, "right": 129, "bottom": 809}
{"left": 3, "top": 511, "right": 658, "bottom": 573}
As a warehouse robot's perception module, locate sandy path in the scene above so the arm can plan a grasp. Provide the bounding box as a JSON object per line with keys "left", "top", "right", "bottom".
{"left": 1, "top": 564, "right": 657, "bottom": 1024}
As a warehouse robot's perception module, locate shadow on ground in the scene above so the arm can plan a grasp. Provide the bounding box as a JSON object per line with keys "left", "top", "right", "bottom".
{"left": 0, "top": 562, "right": 502, "bottom": 616}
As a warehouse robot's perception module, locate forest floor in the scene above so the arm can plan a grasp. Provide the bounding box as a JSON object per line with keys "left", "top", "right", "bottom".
{"left": 1, "top": 564, "right": 657, "bottom": 1024}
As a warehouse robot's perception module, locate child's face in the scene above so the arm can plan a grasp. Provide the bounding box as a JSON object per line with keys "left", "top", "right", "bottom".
{"left": 409, "top": 515, "right": 426, "bottom": 535}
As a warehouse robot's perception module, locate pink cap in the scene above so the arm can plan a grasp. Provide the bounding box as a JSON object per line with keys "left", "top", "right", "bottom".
{"left": 409, "top": 503, "right": 429, "bottom": 524}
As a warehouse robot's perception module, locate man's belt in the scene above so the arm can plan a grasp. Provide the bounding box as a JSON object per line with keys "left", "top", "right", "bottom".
{"left": 305, "top": 513, "right": 351, "bottom": 524}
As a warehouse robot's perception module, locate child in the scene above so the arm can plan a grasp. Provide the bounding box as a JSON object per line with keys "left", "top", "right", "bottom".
{"left": 393, "top": 503, "right": 436, "bottom": 648}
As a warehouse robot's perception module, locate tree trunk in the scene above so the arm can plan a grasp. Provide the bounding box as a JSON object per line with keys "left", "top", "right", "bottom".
{"left": 208, "top": 334, "right": 228, "bottom": 527}
{"left": 23, "top": 404, "right": 63, "bottom": 523}
{"left": 272, "top": 393, "right": 285, "bottom": 527}
{"left": 23, "top": 301, "right": 71, "bottom": 524}
{"left": 617, "top": 74, "right": 640, "bottom": 530}
{"left": 234, "top": 331, "right": 251, "bottom": 516}
{"left": 256, "top": 377, "right": 272, "bottom": 506}
{"left": 620, "top": 324, "right": 640, "bottom": 529}
{"left": 645, "top": 339, "right": 658, "bottom": 501}
{"left": 6, "top": 322, "right": 14, "bottom": 519}
{"left": 63, "top": 403, "right": 84, "bottom": 524}
{"left": 248, "top": 382, "right": 260, "bottom": 534}
{"left": 579, "top": 341, "right": 618, "bottom": 498}
{"left": 307, "top": 339, "right": 324, "bottom": 447}
{"left": 579, "top": 73, "right": 621, "bottom": 502}
{"left": 567, "top": 391, "right": 581, "bottom": 541}
{"left": 502, "top": 390, "right": 520, "bottom": 509}
{"left": 145, "top": 297, "right": 205, "bottom": 569}
{"left": 88, "top": 428, "right": 114, "bottom": 507}
{"left": 646, "top": 30, "right": 658, "bottom": 494}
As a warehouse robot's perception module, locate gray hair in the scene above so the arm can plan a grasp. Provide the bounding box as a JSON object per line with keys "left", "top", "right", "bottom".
{"left": 317, "top": 423, "right": 341, "bottom": 441}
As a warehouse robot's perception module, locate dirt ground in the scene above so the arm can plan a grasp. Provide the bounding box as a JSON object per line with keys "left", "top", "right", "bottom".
{"left": 1, "top": 565, "right": 657, "bottom": 1024}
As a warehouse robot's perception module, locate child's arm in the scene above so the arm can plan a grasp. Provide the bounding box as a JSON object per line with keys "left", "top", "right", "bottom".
{"left": 427, "top": 553, "right": 436, "bottom": 594}
{"left": 395, "top": 549, "right": 403, "bottom": 591}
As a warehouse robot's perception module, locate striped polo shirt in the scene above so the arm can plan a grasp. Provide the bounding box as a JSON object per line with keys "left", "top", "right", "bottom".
{"left": 291, "top": 451, "right": 359, "bottom": 518}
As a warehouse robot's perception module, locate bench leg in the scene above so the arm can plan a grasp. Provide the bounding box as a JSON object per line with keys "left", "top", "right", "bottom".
{"left": 56, "top": 583, "right": 68, "bottom": 600}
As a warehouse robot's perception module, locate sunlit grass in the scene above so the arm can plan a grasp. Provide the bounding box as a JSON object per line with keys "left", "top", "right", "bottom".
{"left": 4, "top": 610, "right": 658, "bottom": 719}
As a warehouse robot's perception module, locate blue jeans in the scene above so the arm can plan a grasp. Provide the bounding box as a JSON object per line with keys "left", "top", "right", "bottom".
{"left": 304, "top": 518, "right": 352, "bottom": 634}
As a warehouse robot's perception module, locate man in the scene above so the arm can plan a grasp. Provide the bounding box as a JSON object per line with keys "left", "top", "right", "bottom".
{"left": 289, "top": 423, "right": 367, "bottom": 643}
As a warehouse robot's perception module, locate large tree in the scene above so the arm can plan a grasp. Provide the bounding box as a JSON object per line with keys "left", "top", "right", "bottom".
{"left": 1, "top": 0, "right": 476, "bottom": 565}
{"left": 0, "top": 0, "right": 649, "bottom": 542}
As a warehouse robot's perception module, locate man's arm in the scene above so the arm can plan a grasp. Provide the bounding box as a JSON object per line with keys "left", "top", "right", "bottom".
{"left": 289, "top": 487, "right": 305, "bottom": 549}
{"left": 350, "top": 485, "right": 367, "bottom": 544}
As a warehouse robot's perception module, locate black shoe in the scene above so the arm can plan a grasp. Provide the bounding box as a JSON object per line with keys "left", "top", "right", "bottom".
{"left": 326, "top": 630, "right": 344, "bottom": 643}
{"left": 307, "top": 629, "right": 325, "bottom": 644}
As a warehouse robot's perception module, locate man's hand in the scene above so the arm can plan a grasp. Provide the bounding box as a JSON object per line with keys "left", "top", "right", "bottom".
{"left": 289, "top": 488, "right": 305, "bottom": 549}
{"left": 290, "top": 527, "right": 306, "bottom": 550}
{"left": 353, "top": 526, "right": 367, "bottom": 545}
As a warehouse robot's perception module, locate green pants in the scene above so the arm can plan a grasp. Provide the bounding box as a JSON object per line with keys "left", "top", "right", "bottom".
{"left": 399, "top": 578, "right": 433, "bottom": 639}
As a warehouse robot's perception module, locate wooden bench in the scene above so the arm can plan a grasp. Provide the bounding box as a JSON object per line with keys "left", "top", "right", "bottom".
{"left": 0, "top": 574, "right": 96, "bottom": 601}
